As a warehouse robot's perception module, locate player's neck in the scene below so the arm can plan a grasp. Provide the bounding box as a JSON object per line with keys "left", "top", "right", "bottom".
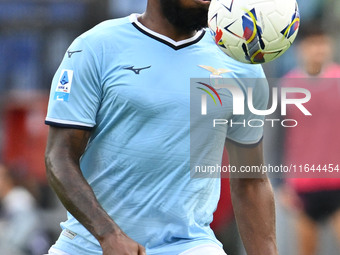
{"left": 139, "top": 7, "right": 197, "bottom": 42}
{"left": 304, "top": 62, "right": 324, "bottom": 76}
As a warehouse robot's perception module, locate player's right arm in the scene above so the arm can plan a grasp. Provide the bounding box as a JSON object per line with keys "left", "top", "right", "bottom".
{"left": 45, "top": 126, "right": 146, "bottom": 255}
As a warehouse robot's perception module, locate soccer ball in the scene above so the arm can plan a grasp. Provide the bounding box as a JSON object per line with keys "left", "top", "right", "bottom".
{"left": 208, "top": 0, "right": 300, "bottom": 64}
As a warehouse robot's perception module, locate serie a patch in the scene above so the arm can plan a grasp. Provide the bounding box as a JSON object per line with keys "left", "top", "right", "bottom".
{"left": 54, "top": 69, "right": 74, "bottom": 102}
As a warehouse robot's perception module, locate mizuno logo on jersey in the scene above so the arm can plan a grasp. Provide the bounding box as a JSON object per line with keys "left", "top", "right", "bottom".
{"left": 67, "top": 50, "right": 82, "bottom": 58}
{"left": 124, "top": 65, "right": 151, "bottom": 75}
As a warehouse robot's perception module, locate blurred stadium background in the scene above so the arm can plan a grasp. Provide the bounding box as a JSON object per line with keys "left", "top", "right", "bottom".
{"left": 0, "top": 0, "right": 339, "bottom": 254}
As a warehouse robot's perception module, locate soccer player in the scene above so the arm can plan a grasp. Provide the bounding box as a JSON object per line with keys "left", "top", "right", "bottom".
{"left": 45, "top": 0, "right": 278, "bottom": 254}
{"left": 281, "top": 21, "right": 340, "bottom": 255}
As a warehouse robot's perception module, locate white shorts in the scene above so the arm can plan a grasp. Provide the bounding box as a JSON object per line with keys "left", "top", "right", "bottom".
{"left": 178, "top": 244, "right": 227, "bottom": 255}
{"left": 47, "top": 244, "right": 227, "bottom": 255}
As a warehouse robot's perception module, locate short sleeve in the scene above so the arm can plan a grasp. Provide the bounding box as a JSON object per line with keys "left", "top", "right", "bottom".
{"left": 226, "top": 78, "right": 269, "bottom": 146}
{"left": 45, "top": 36, "right": 101, "bottom": 130}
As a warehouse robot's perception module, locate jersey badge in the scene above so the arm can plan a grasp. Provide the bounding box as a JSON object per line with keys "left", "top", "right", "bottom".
{"left": 54, "top": 69, "right": 74, "bottom": 102}
{"left": 199, "top": 65, "right": 232, "bottom": 89}
{"left": 198, "top": 65, "right": 232, "bottom": 77}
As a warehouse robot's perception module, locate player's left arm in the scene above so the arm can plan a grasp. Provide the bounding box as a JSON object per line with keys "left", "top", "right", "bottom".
{"left": 226, "top": 139, "right": 278, "bottom": 255}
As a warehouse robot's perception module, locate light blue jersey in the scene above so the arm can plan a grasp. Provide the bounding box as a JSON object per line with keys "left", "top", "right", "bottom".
{"left": 46, "top": 14, "right": 267, "bottom": 255}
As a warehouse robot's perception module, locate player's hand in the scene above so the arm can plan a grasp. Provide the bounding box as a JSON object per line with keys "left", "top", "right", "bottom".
{"left": 100, "top": 231, "right": 146, "bottom": 255}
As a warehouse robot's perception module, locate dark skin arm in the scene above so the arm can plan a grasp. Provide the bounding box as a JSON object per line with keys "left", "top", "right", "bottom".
{"left": 225, "top": 140, "right": 278, "bottom": 255}
{"left": 45, "top": 126, "right": 146, "bottom": 255}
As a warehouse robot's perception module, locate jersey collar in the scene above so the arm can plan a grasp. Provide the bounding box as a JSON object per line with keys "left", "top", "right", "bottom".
{"left": 129, "top": 14, "right": 206, "bottom": 50}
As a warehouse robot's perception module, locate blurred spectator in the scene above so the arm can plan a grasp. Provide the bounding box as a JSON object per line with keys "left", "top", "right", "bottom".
{"left": 0, "top": 163, "right": 49, "bottom": 255}
{"left": 286, "top": 21, "right": 339, "bottom": 77}
{"left": 280, "top": 21, "right": 340, "bottom": 255}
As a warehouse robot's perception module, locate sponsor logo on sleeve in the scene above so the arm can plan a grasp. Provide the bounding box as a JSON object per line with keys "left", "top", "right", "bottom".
{"left": 54, "top": 69, "right": 74, "bottom": 102}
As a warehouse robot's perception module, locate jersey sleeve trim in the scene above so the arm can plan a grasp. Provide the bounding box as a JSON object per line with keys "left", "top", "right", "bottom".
{"left": 45, "top": 117, "right": 94, "bottom": 130}
{"left": 226, "top": 136, "right": 263, "bottom": 148}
